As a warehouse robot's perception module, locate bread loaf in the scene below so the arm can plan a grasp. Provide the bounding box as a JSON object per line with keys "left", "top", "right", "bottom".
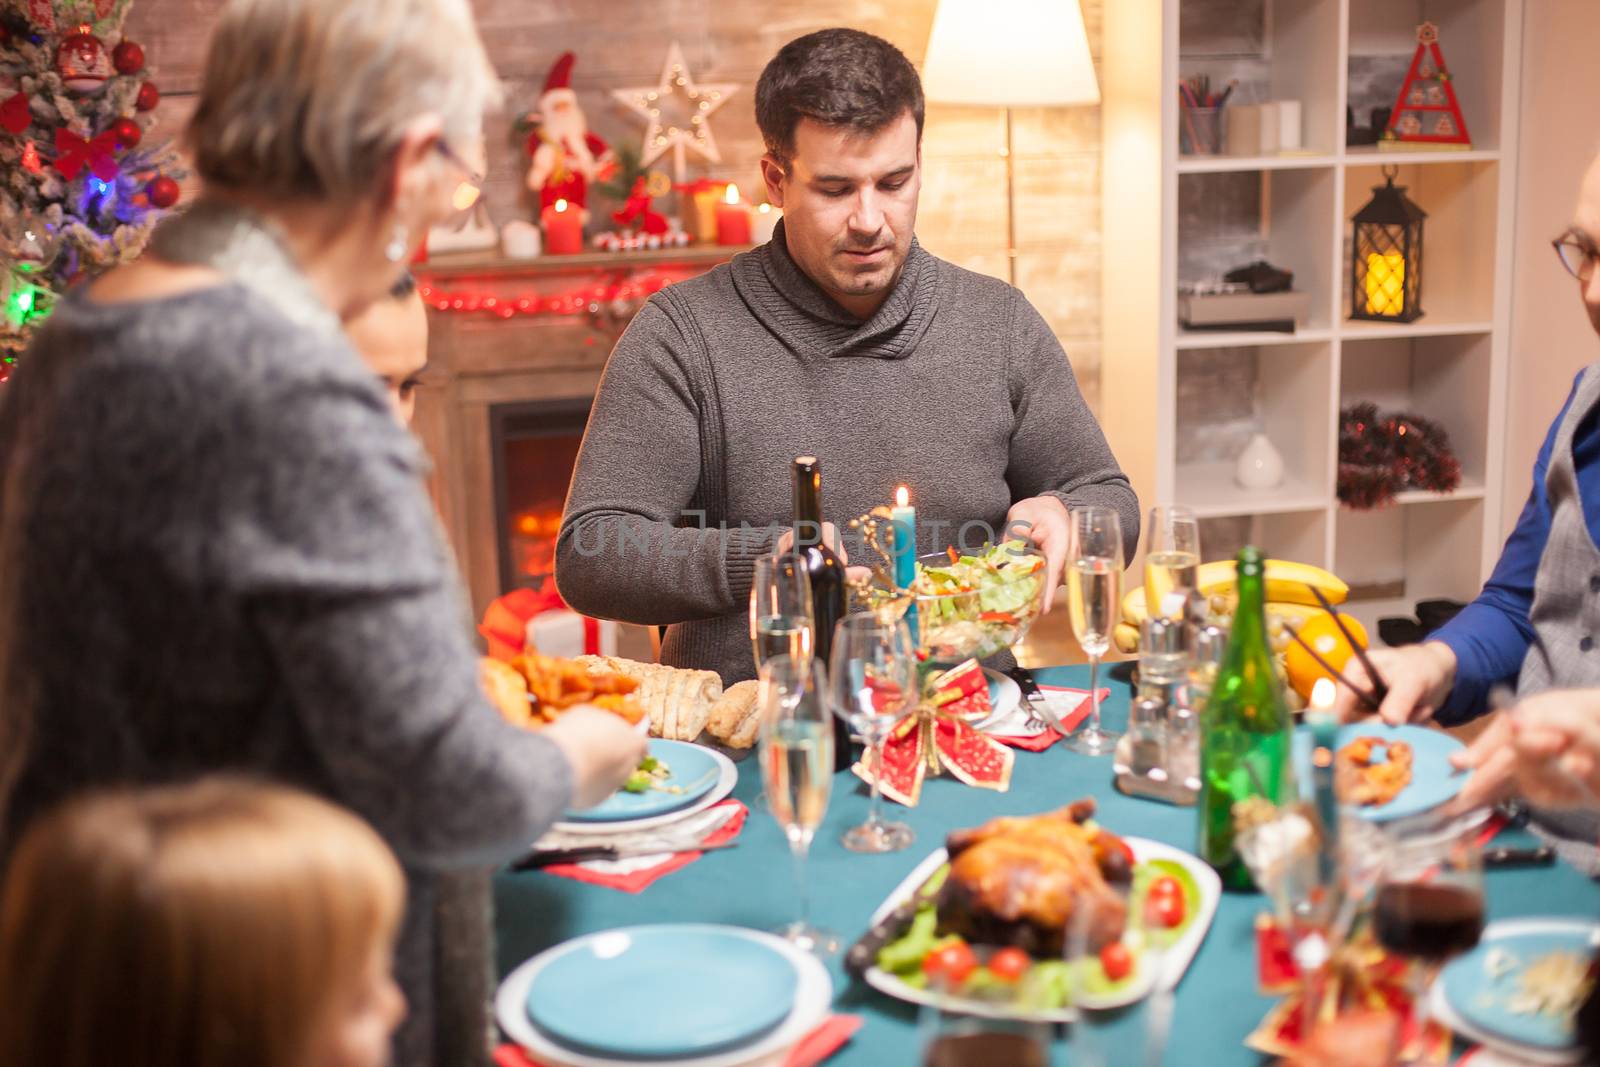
{"left": 573, "top": 656, "right": 722, "bottom": 741}
{"left": 705, "top": 680, "right": 762, "bottom": 749}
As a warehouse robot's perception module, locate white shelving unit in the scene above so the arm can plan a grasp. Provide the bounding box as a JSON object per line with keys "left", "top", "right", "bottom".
{"left": 1101, "top": 0, "right": 1523, "bottom": 634}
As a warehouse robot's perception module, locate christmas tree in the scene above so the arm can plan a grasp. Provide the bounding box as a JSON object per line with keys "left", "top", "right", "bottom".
{"left": 0, "top": 0, "right": 184, "bottom": 383}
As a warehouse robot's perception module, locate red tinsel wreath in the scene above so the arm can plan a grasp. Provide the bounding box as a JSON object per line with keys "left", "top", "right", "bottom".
{"left": 1337, "top": 402, "right": 1462, "bottom": 509}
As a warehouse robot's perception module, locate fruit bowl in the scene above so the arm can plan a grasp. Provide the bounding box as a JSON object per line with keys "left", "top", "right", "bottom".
{"left": 901, "top": 543, "right": 1047, "bottom": 666}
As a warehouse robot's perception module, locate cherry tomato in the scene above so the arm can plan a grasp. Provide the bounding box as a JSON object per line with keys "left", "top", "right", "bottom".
{"left": 923, "top": 940, "right": 978, "bottom": 987}
{"left": 1146, "top": 889, "right": 1186, "bottom": 929}
{"left": 1099, "top": 941, "right": 1133, "bottom": 982}
{"left": 987, "top": 947, "right": 1031, "bottom": 982}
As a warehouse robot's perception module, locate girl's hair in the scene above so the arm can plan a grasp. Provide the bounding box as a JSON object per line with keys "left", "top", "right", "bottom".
{"left": 0, "top": 776, "right": 405, "bottom": 1067}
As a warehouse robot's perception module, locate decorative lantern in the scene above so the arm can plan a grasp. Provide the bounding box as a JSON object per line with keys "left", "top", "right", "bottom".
{"left": 1350, "top": 165, "right": 1426, "bottom": 323}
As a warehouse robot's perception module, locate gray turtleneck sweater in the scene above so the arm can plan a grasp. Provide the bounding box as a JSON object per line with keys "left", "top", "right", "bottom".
{"left": 557, "top": 227, "right": 1138, "bottom": 684}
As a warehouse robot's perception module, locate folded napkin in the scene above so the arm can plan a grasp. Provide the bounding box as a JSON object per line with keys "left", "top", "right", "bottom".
{"left": 989, "top": 686, "right": 1107, "bottom": 751}
{"left": 494, "top": 1014, "right": 862, "bottom": 1067}
{"left": 532, "top": 799, "right": 747, "bottom": 894}
{"left": 1455, "top": 1047, "right": 1546, "bottom": 1066}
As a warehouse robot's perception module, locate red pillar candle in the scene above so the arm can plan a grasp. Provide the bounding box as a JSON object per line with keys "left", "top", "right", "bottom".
{"left": 715, "top": 184, "right": 752, "bottom": 246}
{"left": 541, "top": 198, "right": 583, "bottom": 255}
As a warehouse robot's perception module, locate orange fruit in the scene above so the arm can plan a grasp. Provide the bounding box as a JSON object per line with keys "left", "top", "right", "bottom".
{"left": 1283, "top": 611, "right": 1368, "bottom": 702}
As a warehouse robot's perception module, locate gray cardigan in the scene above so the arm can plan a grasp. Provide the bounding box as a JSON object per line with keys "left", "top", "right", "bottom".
{"left": 0, "top": 283, "right": 573, "bottom": 1067}
{"left": 558, "top": 225, "right": 1139, "bottom": 683}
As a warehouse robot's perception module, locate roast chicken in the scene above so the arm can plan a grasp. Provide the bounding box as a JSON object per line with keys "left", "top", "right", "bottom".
{"left": 936, "top": 798, "right": 1131, "bottom": 956}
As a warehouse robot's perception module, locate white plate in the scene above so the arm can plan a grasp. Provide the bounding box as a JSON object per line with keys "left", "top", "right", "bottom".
{"left": 549, "top": 745, "right": 737, "bottom": 836}
{"left": 497, "top": 925, "right": 833, "bottom": 1067}
{"left": 968, "top": 669, "right": 1023, "bottom": 732}
{"left": 1429, "top": 918, "right": 1598, "bottom": 1066}
{"left": 861, "top": 836, "right": 1221, "bottom": 1023}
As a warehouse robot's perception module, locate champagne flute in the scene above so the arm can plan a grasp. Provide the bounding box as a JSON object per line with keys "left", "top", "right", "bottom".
{"left": 829, "top": 612, "right": 918, "bottom": 853}
{"left": 1066, "top": 505, "right": 1124, "bottom": 756}
{"left": 758, "top": 653, "right": 839, "bottom": 956}
{"left": 1372, "top": 817, "right": 1486, "bottom": 1063}
{"left": 1144, "top": 505, "right": 1201, "bottom": 620}
{"left": 750, "top": 552, "right": 815, "bottom": 672}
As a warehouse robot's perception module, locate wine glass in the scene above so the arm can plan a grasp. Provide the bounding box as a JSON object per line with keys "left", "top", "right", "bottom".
{"left": 920, "top": 1000, "right": 1050, "bottom": 1067}
{"left": 829, "top": 612, "right": 918, "bottom": 853}
{"left": 1066, "top": 505, "right": 1125, "bottom": 756}
{"left": 1372, "top": 817, "right": 1486, "bottom": 1063}
{"left": 1069, "top": 875, "right": 1169, "bottom": 1067}
{"left": 1144, "top": 505, "right": 1201, "bottom": 620}
{"left": 758, "top": 653, "right": 839, "bottom": 956}
{"left": 750, "top": 553, "right": 815, "bottom": 672}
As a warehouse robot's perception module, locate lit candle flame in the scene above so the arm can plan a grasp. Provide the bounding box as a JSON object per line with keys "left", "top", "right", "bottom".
{"left": 757, "top": 203, "right": 773, "bottom": 215}
{"left": 895, "top": 486, "right": 909, "bottom": 508}
{"left": 1310, "top": 677, "right": 1337, "bottom": 711}
{"left": 724, "top": 183, "right": 740, "bottom": 206}
{"left": 554, "top": 198, "right": 569, "bottom": 213}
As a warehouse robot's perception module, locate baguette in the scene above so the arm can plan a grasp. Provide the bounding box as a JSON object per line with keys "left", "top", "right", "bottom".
{"left": 706, "top": 680, "right": 762, "bottom": 749}
{"left": 573, "top": 655, "right": 722, "bottom": 740}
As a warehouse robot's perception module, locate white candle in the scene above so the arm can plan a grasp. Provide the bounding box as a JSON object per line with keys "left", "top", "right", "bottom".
{"left": 750, "top": 202, "right": 782, "bottom": 244}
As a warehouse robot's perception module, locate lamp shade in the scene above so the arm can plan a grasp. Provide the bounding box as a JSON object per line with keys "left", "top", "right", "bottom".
{"left": 922, "top": 0, "right": 1100, "bottom": 107}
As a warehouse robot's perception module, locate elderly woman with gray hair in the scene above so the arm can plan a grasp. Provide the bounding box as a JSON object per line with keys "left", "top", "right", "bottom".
{"left": 0, "top": 2, "right": 645, "bottom": 1064}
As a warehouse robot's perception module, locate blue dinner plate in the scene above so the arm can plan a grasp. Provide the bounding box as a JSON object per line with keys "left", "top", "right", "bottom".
{"left": 525, "top": 925, "right": 800, "bottom": 1058}
{"left": 1292, "top": 722, "right": 1465, "bottom": 822}
{"left": 564, "top": 739, "right": 720, "bottom": 823}
{"left": 1440, "top": 920, "right": 1600, "bottom": 1051}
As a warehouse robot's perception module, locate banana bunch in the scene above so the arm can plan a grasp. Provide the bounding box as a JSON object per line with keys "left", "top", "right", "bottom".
{"left": 1111, "top": 559, "right": 1348, "bottom": 654}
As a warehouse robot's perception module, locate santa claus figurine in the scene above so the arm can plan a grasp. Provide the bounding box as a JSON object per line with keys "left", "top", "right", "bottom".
{"left": 525, "top": 52, "right": 615, "bottom": 220}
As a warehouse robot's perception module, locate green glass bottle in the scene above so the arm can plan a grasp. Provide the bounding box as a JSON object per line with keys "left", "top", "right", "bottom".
{"left": 1197, "top": 545, "right": 1296, "bottom": 889}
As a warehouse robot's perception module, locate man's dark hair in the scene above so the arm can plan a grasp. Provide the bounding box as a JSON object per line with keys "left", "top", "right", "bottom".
{"left": 755, "top": 29, "right": 924, "bottom": 169}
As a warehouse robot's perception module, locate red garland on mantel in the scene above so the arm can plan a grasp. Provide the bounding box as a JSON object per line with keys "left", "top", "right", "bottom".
{"left": 416, "top": 274, "right": 674, "bottom": 319}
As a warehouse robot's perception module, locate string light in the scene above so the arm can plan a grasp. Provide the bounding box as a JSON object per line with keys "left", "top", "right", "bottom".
{"left": 416, "top": 272, "right": 676, "bottom": 319}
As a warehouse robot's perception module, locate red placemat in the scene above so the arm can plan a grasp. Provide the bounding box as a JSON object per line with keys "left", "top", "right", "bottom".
{"left": 535, "top": 799, "right": 747, "bottom": 894}
{"left": 494, "top": 1014, "right": 862, "bottom": 1067}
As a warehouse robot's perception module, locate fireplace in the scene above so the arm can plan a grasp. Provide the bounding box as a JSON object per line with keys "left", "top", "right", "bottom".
{"left": 491, "top": 397, "right": 590, "bottom": 595}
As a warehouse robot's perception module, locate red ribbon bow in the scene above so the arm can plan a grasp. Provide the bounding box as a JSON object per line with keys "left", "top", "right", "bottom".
{"left": 53, "top": 127, "right": 120, "bottom": 182}
{"left": 852, "top": 659, "right": 1013, "bottom": 807}
{"left": 1, "top": 92, "right": 31, "bottom": 135}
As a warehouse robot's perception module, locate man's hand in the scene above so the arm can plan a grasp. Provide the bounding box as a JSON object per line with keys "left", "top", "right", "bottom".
{"left": 1331, "top": 641, "right": 1457, "bottom": 725}
{"left": 1505, "top": 689, "right": 1600, "bottom": 810}
{"left": 1007, "top": 495, "right": 1070, "bottom": 613}
{"left": 542, "top": 705, "right": 650, "bottom": 809}
{"left": 1445, "top": 713, "right": 1518, "bottom": 815}
{"left": 777, "top": 522, "right": 870, "bottom": 583}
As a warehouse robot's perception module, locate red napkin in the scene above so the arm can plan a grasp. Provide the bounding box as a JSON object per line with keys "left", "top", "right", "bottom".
{"left": 535, "top": 800, "right": 747, "bottom": 894}
{"left": 992, "top": 686, "right": 1107, "bottom": 752}
{"left": 494, "top": 1014, "right": 863, "bottom": 1067}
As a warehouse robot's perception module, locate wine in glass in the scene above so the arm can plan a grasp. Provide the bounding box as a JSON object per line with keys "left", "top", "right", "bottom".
{"left": 1372, "top": 817, "right": 1486, "bottom": 1062}
{"left": 758, "top": 653, "right": 839, "bottom": 956}
{"left": 829, "top": 613, "right": 918, "bottom": 853}
{"left": 1066, "top": 505, "right": 1124, "bottom": 756}
{"left": 750, "top": 553, "right": 815, "bottom": 671}
{"left": 1144, "top": 505, "right": 1201, "bottom": 620}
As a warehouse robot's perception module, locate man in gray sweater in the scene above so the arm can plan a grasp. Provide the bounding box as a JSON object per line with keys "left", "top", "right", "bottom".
{"left": 557, "top": 28, "right": 1138, "bottom": 685}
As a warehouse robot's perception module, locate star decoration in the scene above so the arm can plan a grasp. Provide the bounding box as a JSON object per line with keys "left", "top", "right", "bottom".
{"left": 1416, "top": 21, "right": 1439, "bottom": 45}
{"left": 611, "top": 41, "right": 737, "bottom": 180}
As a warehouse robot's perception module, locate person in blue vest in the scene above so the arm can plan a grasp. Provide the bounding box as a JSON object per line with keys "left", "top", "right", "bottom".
{"left": 1332, "top": 151, "right": 1600, "bottom": 838}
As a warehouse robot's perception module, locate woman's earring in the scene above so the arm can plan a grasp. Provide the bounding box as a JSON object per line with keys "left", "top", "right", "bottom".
{"left": 384, "top": 225, "right": 409, "bottom": 263}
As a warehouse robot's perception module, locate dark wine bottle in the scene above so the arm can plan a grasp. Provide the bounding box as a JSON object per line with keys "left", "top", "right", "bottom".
{"left": 792, "top": 455, "right": 851, "bottom": 771}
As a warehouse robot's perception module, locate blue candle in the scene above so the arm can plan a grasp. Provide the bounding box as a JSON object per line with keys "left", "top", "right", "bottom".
{"left": 891, "top": 486, "right": 918, "bottom": 632}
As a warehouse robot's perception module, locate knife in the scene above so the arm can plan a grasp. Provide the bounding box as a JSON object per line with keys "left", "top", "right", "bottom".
{"left": 1482, "top": 844, "right": 1555, "bottom": 868}
{"left": 509, "top": 841, "right": 739, "bottom": 872}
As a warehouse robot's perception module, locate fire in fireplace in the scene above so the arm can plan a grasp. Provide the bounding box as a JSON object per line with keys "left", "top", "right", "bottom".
{"left": 490, "top": 397, "right": 592, "bottom": 594}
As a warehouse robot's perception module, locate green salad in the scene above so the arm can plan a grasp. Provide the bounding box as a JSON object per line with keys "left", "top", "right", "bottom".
{"left": 868, "top": 858, "right": 1201, "bottom": 1012}
{"left": 910, "top": 541, "right": 1045, "bottom": 661}
{"left": 621, "top": 754, "right": 679, "bottom": 795}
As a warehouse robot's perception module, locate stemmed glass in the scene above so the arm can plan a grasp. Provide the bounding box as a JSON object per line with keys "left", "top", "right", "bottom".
{"left": 829, "top": 613, "right": 918, "bottom": 853}
{"left": 750, "top": 553, "right": 815, "bottom": 672}
{"left": 758, "top": 653, "right": 838, "bottom": 956}
{"left": 1070, "top": 877, "right": 1169, "bottom": 1067}
{"left": 1066, "top": 505, "right": 1125, "bottom": 756}
{"left": 1144, "top": 505, "right": 1201, "bottom": 620}
{"left": 1372, "top": 817, "right": 1486, "bottom": 1063}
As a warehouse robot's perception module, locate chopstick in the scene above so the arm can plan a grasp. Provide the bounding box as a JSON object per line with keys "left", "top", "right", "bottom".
{"left": 1284, "top": 622, "right": 1381, "bottom": 711}
{"left": 1306, "top": 584, "right": 1391, "bottom": 707}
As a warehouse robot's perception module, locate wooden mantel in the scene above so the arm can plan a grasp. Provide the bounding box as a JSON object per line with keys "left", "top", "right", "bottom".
{"left": 412, "top": 246, "right": 742, "bottom": 619}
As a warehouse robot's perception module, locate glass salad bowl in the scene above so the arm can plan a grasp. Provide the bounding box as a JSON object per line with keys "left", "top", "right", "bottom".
{"left": 877, "top": 541, "right": 1048, "bottom": 666}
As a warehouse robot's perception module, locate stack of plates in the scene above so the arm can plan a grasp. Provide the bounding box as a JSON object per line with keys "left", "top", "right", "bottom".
{"left": 497, "top": 925, "right": 833, "bottom": 1067}
{"left": 555, "top": 739, "right": 737, "bottom": 834}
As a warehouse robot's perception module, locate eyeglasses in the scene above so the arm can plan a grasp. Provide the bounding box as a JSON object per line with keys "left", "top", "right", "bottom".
{"left": 1552, "top": 228, "right": 1599, "bottom": 281}
{"left": 436, "top": 139, "right": 485, "bottom": 214}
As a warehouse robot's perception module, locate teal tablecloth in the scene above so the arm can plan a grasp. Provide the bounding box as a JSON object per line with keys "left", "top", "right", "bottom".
{"left": 493, "top": 666, "right": 1600, "bottom": 1065}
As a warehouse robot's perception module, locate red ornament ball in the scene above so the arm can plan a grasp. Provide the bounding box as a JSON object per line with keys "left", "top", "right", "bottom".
{"left": 135, "top": 80, "right": 159, "bottom": 111}
{"left": 110, "top": 117, "right": 141, "bottom": 148}
{"left": 55, "top": 28, "right": 110, "bottom": 94}
{"left": 146, "top": 175, "right": 179, "bottom": 208}
{"left": 112, "top": 39, "right": 145, "bottom": 75}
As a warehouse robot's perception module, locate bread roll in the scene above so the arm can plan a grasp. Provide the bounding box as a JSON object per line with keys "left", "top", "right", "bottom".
{"left": 706, "top": 680, "right": 762, "bottom": 749}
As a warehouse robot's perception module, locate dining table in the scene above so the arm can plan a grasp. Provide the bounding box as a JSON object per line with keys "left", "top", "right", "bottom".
{"left": 493, "top": 664, "right": 1600, "bottom": 1065}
